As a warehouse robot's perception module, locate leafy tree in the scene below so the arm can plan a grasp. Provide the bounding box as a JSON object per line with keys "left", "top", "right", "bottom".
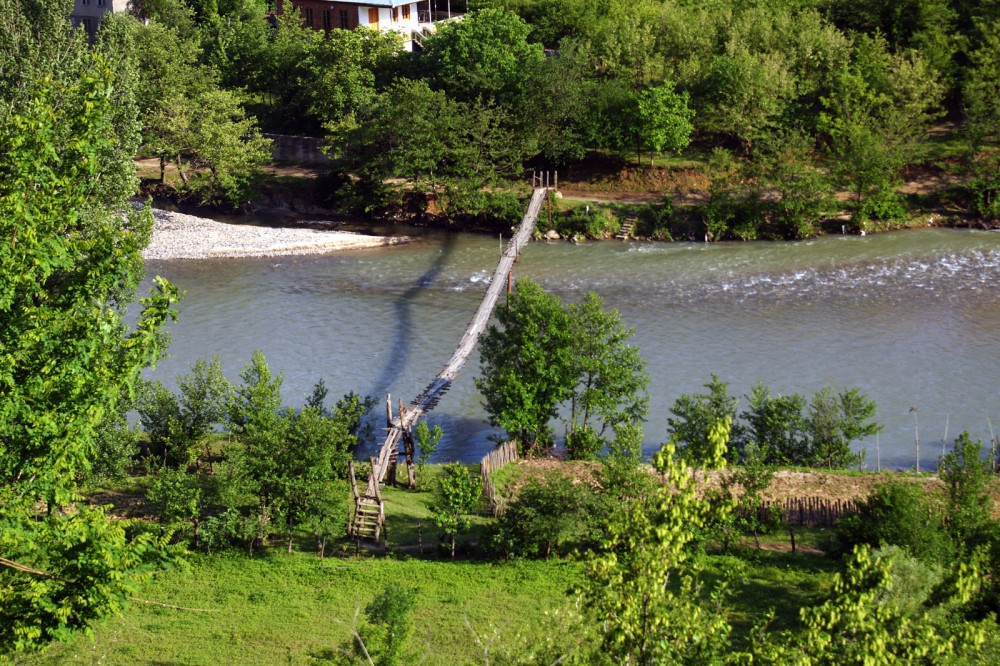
{"left": 564, "top": 292, "right": 649, "bottom": 460}
{"left": 806, "top": 385, "right": 881, "bottom": 469}
{"left": 636, "top": 80, "right": 694, "bottom": 164}
{"left": 0, "top": 4, "right": 179, "bottom": 653}
{"left": 757, "top": 131, "right": 835, "bottom": 240}
{"left": 221, "top": 350, "right": 287, "bottom": 551}
{"left": 833, "top": 481, "right": 950, "bottom": 563}
{"left": 138, "top": 356, "right": 232, "bottom": 468}
{"left": 85, "top": 402, "right": 142, "bottom": 485}
{"left": 477, "top": 279, "right": 575, "bottom": 454}
{"left": 939, "top": 432, "right": 994, "bottom": 551}
{"left": 739, "top": 382, "right": 809, "bottom": 466}
{"left": 147, "top": 466, "right": 207, "bottom": 548}
{"left": 963, "top": 24, "right": 1000, "bottom": 221}
{"left": 354, "top": 585, "right": 418, "bottom": 666}
{"left": 414, "top": 420, "right": 444, "bottom": 487}
{"left": 667, "top": 374, "right": 740, "bottom": 464}
{"left": 431, "top": 463, "right": 483, "bottom": 558}
{"left": 582, "top": 419, "right": 734, "bottom": 665}
{"left": 819, "top": 34, "right": 944, "bottom": 227}
{"left": 755, "top": 545, "right": 986, "bottom": 664}
{"left": 489, "top": 474, "right": 597, "bottom": 559}
{"left": 422, "top": 7, "right": 543, "bottom": 105}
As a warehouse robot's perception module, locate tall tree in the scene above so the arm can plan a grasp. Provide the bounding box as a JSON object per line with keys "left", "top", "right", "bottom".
{"left": 564, "top": 292, "right": 649, "bottom": 460}
{"left": 0, "top": 2, "right": 179, "bottom": 655}
{"left": 477, "top": 279, "right": 575, "bottom": 454}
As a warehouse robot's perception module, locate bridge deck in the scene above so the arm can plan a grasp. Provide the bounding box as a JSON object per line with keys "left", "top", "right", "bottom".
{"left": 352, "top": 188, "right": 548, "bottom": 538}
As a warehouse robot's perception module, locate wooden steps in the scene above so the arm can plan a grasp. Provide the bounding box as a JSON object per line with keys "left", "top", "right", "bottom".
{"left": 615, "top": 215, "right": 637, "bottom": 240}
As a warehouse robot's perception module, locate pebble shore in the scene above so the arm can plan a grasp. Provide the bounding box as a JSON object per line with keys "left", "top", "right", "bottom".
{"left": 143, "top": 208, "right": 410, "bottom": 260}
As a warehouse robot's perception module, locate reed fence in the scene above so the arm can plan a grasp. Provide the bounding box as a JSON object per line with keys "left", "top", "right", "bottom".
{"left": 481, "top": 441, "right": 519, "bottom": 516}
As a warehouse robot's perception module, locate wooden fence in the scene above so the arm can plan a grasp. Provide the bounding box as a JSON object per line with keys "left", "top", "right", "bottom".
{"left": 740, "top": 497, "right": 860, "bottom": 527}
{"left": 481, "top": 441, "right": 519, "bottom": 516}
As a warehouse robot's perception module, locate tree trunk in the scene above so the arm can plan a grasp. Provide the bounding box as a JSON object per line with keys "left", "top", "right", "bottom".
{"left": 159, "top": 156, "right": 166, "bottom": 183}
{"left": 451, "top": 534, "right": 456, "bottom": 559}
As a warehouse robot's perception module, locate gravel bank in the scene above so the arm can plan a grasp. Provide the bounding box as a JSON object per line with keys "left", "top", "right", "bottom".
{"left": 143, "top": 209, "right": 410, "bottom": 260}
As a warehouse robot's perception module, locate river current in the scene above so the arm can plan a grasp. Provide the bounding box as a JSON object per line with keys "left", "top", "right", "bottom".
{"left": 144, "top": 226, "right": 1000, "bottom": 469}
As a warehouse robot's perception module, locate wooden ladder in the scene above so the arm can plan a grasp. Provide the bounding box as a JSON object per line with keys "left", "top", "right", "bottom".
{"left": 616, "top": 215, "right": 637, "bottom": 240}
{"left": 349, "top": 461, "right": 385, "bottom": 543}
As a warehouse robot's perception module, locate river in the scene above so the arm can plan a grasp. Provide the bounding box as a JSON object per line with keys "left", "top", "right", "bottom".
{"left": 143, "top": 225, "right": 1000, "bottom": 470}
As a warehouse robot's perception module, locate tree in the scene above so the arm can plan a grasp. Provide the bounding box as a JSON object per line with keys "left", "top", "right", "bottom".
{"left": 806, "top": 385, "right": 881, "bottom": 469}
{"left": 0, "top": 3, "right": 179, "bottom": 653}
{"left": 353, "top": 585, "right": 418, "bottom": 666}
{"left": 138, "top": 356, "right": 232, "bottom": 468}
{"left": 939, "top": 432, "right": 994, "bottom": 551}
{"left": 564, "top": 292, "right": 649, "bottom": 459}
{"left": 667, "top": 374, "right": 740, "bottom": 464}
{"left": 414, "top": 420, "right": 443, "bottom": 485}
{"left": 963, "top": 24, "right": 1000, "bottom": 221}
{"left": 819, "top": 34, "right": 944, "bottom": 227}
{"left": 422, "top": 7, "right": 543, "bottom": 105}
{"left": 477, "top": 279, "right": 575, "bottom": 454}
{"left": 430, "top": 463, "right": 483, "bottom": 558}
{"left": 221, "top": 350, "right": 287, "bottom": 552}
{"left": 581, "top": 419, "right": 735, "bottom": 664}
{"left": 636, "top": 80, "right": 694, "bottom": 164}
{"left": 739, "top": 382, "right": 809, "bottom": 466}
{"left": 147, "top": 466, "right": 207, "bottom": 548}
{"left": 489, "top": 474, "right": 598, "bottom": 559}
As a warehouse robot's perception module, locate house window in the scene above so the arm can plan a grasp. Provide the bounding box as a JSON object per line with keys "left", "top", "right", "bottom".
{"left": 97, "top": 0, "right": 106, "bottom": 6}
{"left": 368, "top": 7, "right": 378, "bottom": 29}
{"left": 339, "top": 9, "right": 349, "bottom": 29}
{"left": 402, "top": 5, "right": 410, "bottom": 20}
{"left": 81, "top": 0, "right": 90, "bottom": 5}
{"left": 323, "top": 9, "right": 331, "bottom": 30}
{"left": 304, "top": 8, "right": 313, "bottom": 26}
{"left": 392, "top": 7, "right": 398, "bottom": 22}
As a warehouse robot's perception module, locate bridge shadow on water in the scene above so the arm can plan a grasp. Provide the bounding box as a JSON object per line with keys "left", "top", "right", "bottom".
{"left": 366, "top": 232, "right": 459, "bottom": 404}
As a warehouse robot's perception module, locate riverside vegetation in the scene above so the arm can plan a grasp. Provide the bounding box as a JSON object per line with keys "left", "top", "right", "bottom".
{"left": 121, "top": 0, "right": 999, "bottom": 236}
{"left": 4, "top": 1, "right": 1000, "bottom": 663}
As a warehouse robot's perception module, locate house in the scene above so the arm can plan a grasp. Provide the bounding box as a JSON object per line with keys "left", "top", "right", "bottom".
{"left": 70, "top": 0, "right": 130, "bottom": 42}
{"left": 280, "top": 1, "right": 462, "bottom": 50}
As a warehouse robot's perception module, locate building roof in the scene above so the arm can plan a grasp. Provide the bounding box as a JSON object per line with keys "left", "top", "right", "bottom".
{"left": 320, "top": 0, "right": 415, "bottom": 7}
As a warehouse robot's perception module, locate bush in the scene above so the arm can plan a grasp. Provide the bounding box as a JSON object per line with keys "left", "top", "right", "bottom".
{"left": 833, "top": 481, "right": 950, "bottom": 563}
{"left": 553, "top": 204, "right": 618, "bottom": 239}
{"left": 488, "top": 474, "right": 599, "bottom": 559}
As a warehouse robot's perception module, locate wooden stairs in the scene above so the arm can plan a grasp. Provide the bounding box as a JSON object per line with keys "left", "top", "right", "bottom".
{"left": 615, "top": 215, "right": 637, "bottom": 240}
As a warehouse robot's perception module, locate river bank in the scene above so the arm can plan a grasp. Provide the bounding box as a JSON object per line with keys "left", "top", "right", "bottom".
{"left": 143, "top": 208, "right": 411, "bottom": 260}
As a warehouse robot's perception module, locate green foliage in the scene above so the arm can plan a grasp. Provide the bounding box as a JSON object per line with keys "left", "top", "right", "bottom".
{"left": 833, "top": 481, "right": 951, "bottom": 563}
{"left": 564, "top": 292, "right": 649, "bottom": 459}
{"left": 355, "top": 585, "right": 418, "bottom": 666}
{"left": 667, "top": 374, "right": 740, "bottom": 464}
{"left": 415, "top": 421, "right": 444, "bottom": 482}
{"left": 138, "top": 356, "right": 232, "bottom": 468}
{"left": 637, "top": 81, "right": 695, "bottom": 162}
{"left": 0, "top": 8, "right": 179, "bottom": 654}
{"left": 807, "top": 385, "right": 881, "bottom": 469}
{"left": 477, "top": 279, "right": 575, "bottom": 454}
{"left": 489, "top": 474, "right": 598, "bottom": 559}
{"left": 739, "top": 382, "right": 810, "bottom": 466}
{"left": 939, "top": 432, "right": 994, "bottom": 550}
{"left": 430, "top": 463, "right": 483, "bottom": 558}
{"left": 754, "top": 545, "right": 986, "bottom": 664}
{"left": 147, "top": 466, "right": 207, "bottom": 547}
{"left": 582, "top": 419, "right": 734, "bottom": 665}
{"left": 85, "top": 404, "right": 142, "bottom": 485}
{"left": 422, "top": 7, "right": 543, "bottom": 105}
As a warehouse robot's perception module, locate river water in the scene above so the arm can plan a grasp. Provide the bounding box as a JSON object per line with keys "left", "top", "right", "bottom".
{"left": 143, "top": 226, "right": 1000, "bottom": 469}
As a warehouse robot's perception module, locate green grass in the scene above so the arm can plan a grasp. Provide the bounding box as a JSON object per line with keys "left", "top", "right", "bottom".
{"left": 27, "top": 553, "right": 585, "bottom": 665}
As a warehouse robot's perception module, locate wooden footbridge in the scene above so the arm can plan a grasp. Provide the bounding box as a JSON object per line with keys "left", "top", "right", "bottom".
{"left": 349, "top": 187, "right": 549, "bottom": 541}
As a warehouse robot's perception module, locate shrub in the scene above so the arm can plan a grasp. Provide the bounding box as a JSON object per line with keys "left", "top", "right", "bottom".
{"left": 488, "top": 474, "right": 599, "bottom": 559}
{"left": 832, "top": 481, "right": 950, "bottom": 563}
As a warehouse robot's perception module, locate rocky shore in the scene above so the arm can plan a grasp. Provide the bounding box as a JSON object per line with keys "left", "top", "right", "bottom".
{"left": 143, "top": 208, "right": 410, "bottom": 260}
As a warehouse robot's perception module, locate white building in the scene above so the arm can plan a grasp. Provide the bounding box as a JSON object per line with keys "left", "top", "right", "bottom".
{"left": 70, "top": 0, "right": 131, "bottom": 41}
